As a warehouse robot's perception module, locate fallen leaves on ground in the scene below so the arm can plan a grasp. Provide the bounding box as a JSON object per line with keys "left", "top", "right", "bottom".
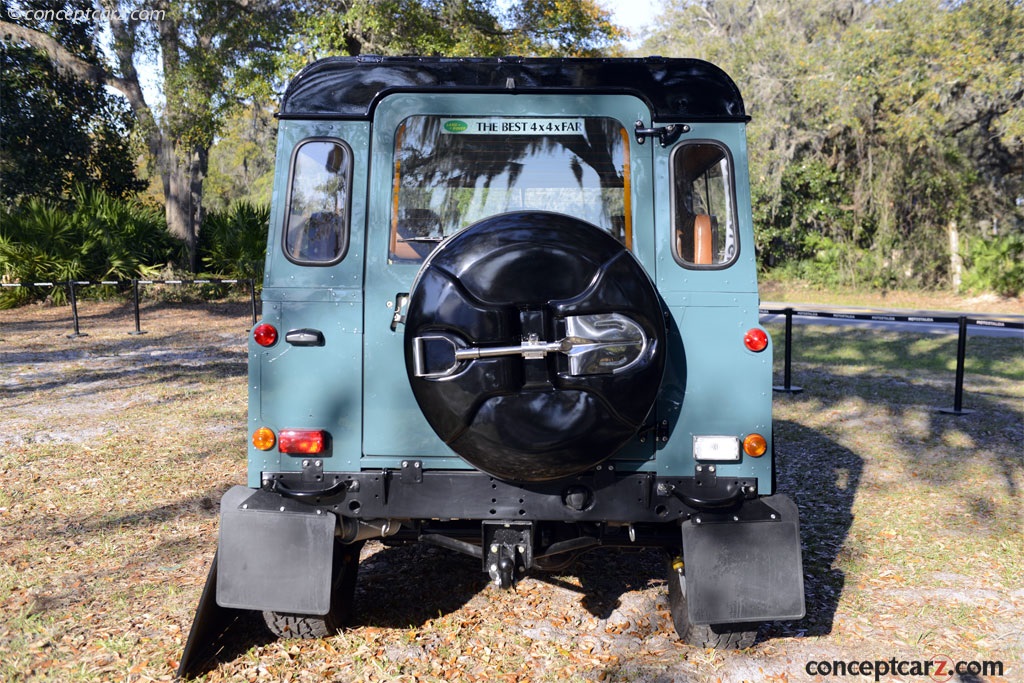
{"left": 1, "top": 300, "right": 1021, "bottom": 682}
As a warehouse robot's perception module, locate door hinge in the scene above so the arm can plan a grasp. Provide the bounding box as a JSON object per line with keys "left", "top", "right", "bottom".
{"left": 634, "top": 120, "right": 689, "bottom": 147}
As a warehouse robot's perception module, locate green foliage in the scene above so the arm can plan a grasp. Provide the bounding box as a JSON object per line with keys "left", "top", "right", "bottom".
{"left": 645, "top": 0, "right": 1024, "bottom": 294}
{"left": 0, "top": 199, "right": 84, "bottom": 308}
{"left": 0, "top": 0, "right": 145, "bottom": 201}
{"left": 771, "top": 236, "right": 900, "bottom": 292}
{"left": 283, "top": 0, "right": 623, "bottom": 69}
{"left": 960, "top": 232, "right": 1024, "bottom": 297}
{"left": 67, "top": 185, "right": 176, "bottom": 279}
{"left": 197, "top": 201, "right": 269, "bottom": 282}
{"left": 501, "top": 0, "right": 625, "bottom": 55}
{"left": 754, "top": 160, "right": 856, "bottom": 268}
{"left": 0, "top": 187, "right": 175, "bottom": 308}
{"left": 204, "top": 104, "right": 277, "bottom": 212}
{"left": 134, "top": 0, "right": 295, "bottom": 151}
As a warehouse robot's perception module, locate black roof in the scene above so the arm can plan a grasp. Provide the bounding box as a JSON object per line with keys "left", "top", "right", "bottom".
{"left": 278, "top": 56, "right": 747, "bottom": 122}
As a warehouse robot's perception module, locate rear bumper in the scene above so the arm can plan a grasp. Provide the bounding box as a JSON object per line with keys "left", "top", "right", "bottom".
{"left": 260, "top": 466, "right": 762, "bottom": 523}
{"left": 214, "top": 480, "right": 805, "bottom": 625}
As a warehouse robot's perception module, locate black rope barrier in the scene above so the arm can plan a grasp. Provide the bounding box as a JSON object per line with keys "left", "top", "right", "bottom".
{"left": 769, "top": 308, "right": 802, "bottom": 394}
{"left": 2, "top": 278, "right": 252, "bottom": 288}
{"left": 66, "top": 280, "right": 87, "bottom": 339}
{"left": 937, "top": 316, "right": 974, "bottom": 416}
{"left": 4, "top": 280, "right": 1019, "bottom": 418}
{"left": 758, "top": 306, "right": 1023, "bottom": 330}
{"left": 3, "top": 278, "right": 258, "bottom": 336}
{"left": 759, "top": 307, "right": 1023, "bottom": 416}
{"left": 129, "top": 278, "right": 146, "bottom": 336}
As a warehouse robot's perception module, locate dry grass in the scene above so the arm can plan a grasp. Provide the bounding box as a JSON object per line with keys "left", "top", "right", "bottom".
{"left": 760, "top": 278, "right": 1024, "bottom": 316}
{"left": 1, "top": 299, "right": 1021, "bottom": 682}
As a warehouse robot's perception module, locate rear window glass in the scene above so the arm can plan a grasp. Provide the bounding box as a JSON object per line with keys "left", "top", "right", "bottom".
{"left": 672, "top": 142, "right": 737, "bottom": 268}
{"left": 390, "top": 116, "right": 630, "bottom": 262}
{"left": 284, "top": 139, "right": 351, "bottom": 264}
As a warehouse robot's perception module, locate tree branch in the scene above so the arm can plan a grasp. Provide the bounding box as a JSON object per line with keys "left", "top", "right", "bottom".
{"left": 1, "top": 21, "right": 135, "bottom": 98}
{"left": 2, "top": 19, "right": 160, "bottom": 163}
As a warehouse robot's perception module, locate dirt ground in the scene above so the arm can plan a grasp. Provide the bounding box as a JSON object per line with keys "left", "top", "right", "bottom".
{"left": 1, "top": 299, "right": 1021, "bottom": 682}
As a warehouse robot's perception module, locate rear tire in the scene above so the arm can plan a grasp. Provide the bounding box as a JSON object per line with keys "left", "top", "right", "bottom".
{"left": 665, "top": 555, "right": 758, "bottom": 649}
{"left": 262, "top": 540, "right": 363, "bottom": 639}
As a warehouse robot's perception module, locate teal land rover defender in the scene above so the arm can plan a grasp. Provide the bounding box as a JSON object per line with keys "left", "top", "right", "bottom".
{"left": 180, "top": 55, "right": 804, "bottom": 675}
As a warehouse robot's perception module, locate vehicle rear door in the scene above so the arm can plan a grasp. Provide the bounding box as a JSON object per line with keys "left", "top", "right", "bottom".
{"left": 361, "top": 93, "right": 658, "bottom": 470}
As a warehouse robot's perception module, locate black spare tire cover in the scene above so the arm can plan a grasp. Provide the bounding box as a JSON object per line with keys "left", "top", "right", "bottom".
{"left": 404, "top": 211, "right": 666, "bottom": 482}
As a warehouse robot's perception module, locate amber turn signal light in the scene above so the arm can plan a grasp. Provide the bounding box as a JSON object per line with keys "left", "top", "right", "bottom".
{"left": 252, "top": 427, "right": 276, "bottom": 451}
{"left": 743, "top": 433, "right": 768, "bottom": 457}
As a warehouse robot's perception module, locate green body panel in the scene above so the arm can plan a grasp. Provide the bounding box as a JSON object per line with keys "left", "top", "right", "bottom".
{"left": 248, "top": 120, "right": 368, "bottom": 487}
{"left": 249, "top": 97, "right": 774, "bottom": 493}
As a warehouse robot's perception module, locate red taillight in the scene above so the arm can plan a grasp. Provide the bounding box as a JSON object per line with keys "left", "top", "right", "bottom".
{"left": 744, "top": 328, "right": 768, "bottom": 352}
{"left": 278, "top": 429, "right": 326, "bottom": 455}
{"left": 253, "top": 323, "right": 278, "bottom": 347}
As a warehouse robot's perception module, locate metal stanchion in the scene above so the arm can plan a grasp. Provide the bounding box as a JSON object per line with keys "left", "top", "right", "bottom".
{"left": 772, "top": 307, "right": 802, "bottom": 393}
{"left": 128, "top": 278, "right": 147, "bottom": 335}
{"left": 66, "top": 280, "right": 87, "bottom": 338}
{"left": 938, "top": 315, "right": 974, "bottom": 415}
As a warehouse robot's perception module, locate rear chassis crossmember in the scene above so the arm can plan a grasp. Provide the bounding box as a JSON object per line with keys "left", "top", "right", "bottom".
{"left": 260, "top": 464, "right": 762, "bottom": 523}
{"left": 249, "top": 466, "right": 775, "bottom": 591}
{"left": 228, "top": 466, "right": 800, "bottom": 599}
{"left": 216, "top": 473, "right": 801, "bottom": 615}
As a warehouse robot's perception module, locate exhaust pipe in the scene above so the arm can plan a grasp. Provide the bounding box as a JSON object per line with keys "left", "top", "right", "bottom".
{"left": 338, "top": 517, "right": 400, "bottom": 543}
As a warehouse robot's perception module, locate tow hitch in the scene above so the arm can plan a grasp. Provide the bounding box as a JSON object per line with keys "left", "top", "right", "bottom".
{"left": 483, "top": 521, "right": 534, "bottom": 588}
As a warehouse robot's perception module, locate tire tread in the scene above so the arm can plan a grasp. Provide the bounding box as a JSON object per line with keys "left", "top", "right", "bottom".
{"left": 665, "top": 555, "right": 758, "bottom": 650}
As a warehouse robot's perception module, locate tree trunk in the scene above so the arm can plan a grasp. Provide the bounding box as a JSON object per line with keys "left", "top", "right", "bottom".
{"left": 948, "top": 220, "right": 962, "bottom": 292}
{"left": 161, "top": 140, "right": 209, "bottom": 273}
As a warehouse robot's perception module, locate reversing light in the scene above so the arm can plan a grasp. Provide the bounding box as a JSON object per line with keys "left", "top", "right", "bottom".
{"left": 252, "top": 427, "right": 276, "bottom": 451}
{"left": 743, "top": 433, "right": 768, "bottom": 457}
{"left": 253, "top": 323, "right": 278, "bottom": 347}
{"left": 278, "top": 429, "right": 327, "bottom": 455}
{"left": 693, "top": 435, "right": 741, "bottom": 462}
{"left": 744, "top": 328, "right": 768, "bottom": 352}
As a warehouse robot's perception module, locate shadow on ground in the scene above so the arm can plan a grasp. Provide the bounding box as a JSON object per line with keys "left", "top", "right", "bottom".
{"left": 179, "top": 416, "right": 864, "bottom": 677}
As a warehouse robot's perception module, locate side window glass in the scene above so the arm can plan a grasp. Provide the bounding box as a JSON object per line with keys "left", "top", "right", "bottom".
{"left": 284, "top": 139, "right": 351, "bottom": 264}
{"left": 672, "top": 142, "right": 737, "bottom": 267}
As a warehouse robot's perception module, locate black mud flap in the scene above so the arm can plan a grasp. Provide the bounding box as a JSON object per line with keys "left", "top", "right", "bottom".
{"left": 176, "top": 549, "right": 244, "bottom": 680}
{"left": 216, "top": 485, "right": 336, "bottom": 614}
{"left": 680, "top": 493, "right": 805, "bottom": 625}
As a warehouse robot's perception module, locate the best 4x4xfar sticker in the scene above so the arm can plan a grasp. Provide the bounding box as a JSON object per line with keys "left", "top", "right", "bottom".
{"left": 440, "top": 117, "right": 584, "bottom": 135}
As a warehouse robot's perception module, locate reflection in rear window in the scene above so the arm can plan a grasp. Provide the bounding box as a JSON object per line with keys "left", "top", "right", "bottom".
{"left": 285, "top": 139, "right": 350, "bottom": 264}
{"left": 390, "top": 116, "right": 630, "bottom": 262}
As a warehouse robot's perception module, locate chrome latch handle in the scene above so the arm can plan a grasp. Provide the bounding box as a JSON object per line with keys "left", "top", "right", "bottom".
{"left": 412, "top": 313, "right": 649, "bottom": 379}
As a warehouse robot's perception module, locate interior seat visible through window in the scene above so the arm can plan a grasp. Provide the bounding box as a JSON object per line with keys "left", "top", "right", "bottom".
{"left": 672, "top": 142, "right": 737, "bottom": 268}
